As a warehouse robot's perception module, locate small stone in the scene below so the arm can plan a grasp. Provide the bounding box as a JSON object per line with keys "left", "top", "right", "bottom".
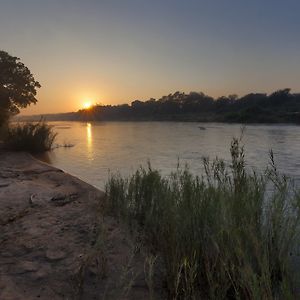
{"left": 34, "top": 271, "right": 46, "bottom": 280}
{"left": 33, "top": 265, "right": 51, "bottom": 280}
{"left": 22, "top": 241, "right": 35, "bottom": 251}
{"left": 45, "top": 249, "right": 66, "bottom": 261}
{"left": 16, "top": 261, "right": 39, "bottom": 274}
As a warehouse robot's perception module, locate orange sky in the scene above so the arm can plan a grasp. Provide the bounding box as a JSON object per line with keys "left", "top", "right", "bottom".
{"left": 0, "top": 0, "right": 297, "bottom": 116}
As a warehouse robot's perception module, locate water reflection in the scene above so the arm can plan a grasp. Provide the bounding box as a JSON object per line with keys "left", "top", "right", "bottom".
{"left": 86, "top": 123, "right": 93, "bottom": 161}
{"left": 48, "top": 122, "right": 300, "bottom": 190}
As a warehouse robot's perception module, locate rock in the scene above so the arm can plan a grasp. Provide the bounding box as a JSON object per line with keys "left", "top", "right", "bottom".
{"left": 45, "top": 249, "right": 67, "bottom": 261}
{"left": 16, "top": 261, "right": 39, "bottom": 274}
{"left": 0, "top": 152, "right": 161, "bottom": 299}
{"left": 50, "top": 193, "right": 78, "bottom": 206}
{"left": 32, "top": 265, "right": 52, "bottom": 280}
{"left": 22, "top": 241, "right": 36, "bottom": 252}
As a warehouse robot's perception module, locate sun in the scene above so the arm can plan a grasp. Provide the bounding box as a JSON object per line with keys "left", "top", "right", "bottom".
{"left": 83, "top": 101, "right": 92, "bottom": 109}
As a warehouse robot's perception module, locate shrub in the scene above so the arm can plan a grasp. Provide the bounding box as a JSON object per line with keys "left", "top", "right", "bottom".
{"left": 105, "top": 138, "right": 300, "bottom": 299}
{"left": 4, "top": 121, "right": 57, "bottom": 153}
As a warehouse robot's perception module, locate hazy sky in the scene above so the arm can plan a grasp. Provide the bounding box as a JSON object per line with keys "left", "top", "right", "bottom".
{"left": 1, "top": 0, "right": 300, "bottom": 115}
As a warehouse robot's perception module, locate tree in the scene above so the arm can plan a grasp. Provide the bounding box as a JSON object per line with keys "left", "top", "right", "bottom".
{"left": 268, "top": 88, "right": 292, "bottom": 105}
{"left": 0, "top": 50, "right": 41, "bottom": 126}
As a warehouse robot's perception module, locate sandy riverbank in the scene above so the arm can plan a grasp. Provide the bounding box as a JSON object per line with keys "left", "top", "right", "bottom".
{"left": 0, "top": 151, "right": 163, "bottom": 299}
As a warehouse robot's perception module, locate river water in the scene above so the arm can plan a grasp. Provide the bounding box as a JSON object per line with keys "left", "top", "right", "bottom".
{"left": 42, "top": 121, "right": 300, "bottom": 190}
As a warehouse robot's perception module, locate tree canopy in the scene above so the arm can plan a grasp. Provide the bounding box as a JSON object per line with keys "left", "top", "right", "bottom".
{"left": 76, "top": 89, "right": 300, "bottom": 123}
{"left": 0, "top": 50, "right": 41, "bottom": 125}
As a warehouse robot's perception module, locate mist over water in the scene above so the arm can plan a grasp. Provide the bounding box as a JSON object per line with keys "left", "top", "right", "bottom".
{"left": 44, "top": 121, "right": 300, "bottom": 190}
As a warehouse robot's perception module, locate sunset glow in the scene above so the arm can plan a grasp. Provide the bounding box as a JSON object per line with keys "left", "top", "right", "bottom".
{"left": 83, "top": 102, "right": 92, "bottom": 110}
{"left": 3, "top": 0, "right": 300, "bottom": 117}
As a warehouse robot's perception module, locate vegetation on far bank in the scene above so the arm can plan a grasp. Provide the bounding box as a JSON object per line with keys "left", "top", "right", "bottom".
{"left": 105, "top": 138, "right": 300, "bottom": 299}
{"left": 80, "top": 88, "right": 300, "bottom": 123}
{"left": 18, "top": 88, "right": 300, "bottom": 124}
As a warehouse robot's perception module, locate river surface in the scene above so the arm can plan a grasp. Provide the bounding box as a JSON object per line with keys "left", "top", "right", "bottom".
{"left": 42, "top": 121, "right": 300, "bottom": 190}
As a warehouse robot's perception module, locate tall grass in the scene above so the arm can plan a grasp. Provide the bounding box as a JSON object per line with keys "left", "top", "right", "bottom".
{"left": 4, "top": 121, "right": 57, "bottom": 153}
{"left": 105, "top": 138, "right": 300, "bottom": 299}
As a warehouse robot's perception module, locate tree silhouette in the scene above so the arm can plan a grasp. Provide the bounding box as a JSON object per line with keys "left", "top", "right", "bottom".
{"left": 0, "top": 50, "right": 41, "bottom": 125}
{"left": 77, "top": 89, "right": 300, "bottom": 123}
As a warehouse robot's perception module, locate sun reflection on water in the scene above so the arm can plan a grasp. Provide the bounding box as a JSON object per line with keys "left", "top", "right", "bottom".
{"left": 86, "top": 123, "right": 93, "bottom": 160}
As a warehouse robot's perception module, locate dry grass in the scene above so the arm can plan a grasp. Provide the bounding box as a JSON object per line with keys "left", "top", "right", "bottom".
{"left": 4, "top": 121, "right": 56, "bottom": 153}
{"left": 105, "top": 137, "right": 300, "bottom": 299}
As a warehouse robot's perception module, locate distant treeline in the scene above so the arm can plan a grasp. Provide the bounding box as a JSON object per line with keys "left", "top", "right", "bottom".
{"left": 20, "top": 88, "right": 300, "bottom": 123}
{"left": 78, "top": 88, "right": 300, "bottom": 123}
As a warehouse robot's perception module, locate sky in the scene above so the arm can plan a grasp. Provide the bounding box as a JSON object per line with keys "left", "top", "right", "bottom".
{"left": 0, "top": 0, "right": 300, "bottom": 115}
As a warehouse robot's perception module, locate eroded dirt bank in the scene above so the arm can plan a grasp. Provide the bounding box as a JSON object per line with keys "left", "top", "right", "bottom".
{"left": 0, "top": 152, "right": 163, "bottom": 300}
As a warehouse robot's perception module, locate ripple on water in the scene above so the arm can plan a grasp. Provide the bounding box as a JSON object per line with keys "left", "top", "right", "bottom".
{"left": 46, "top": 122, "right": 300, "bottom": 190}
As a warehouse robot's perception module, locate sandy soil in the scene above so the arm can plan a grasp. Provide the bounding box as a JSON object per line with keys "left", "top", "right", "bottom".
{"left": 0, "top": 152, "right": 164, "bottom": 300}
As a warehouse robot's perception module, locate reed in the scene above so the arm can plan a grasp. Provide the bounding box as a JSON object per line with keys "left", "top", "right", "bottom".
{"left": 105, "top": 137, "right": 300, "bottom": 299}
{"left": 4, "top": 121, "right": 56, "bottom": 153}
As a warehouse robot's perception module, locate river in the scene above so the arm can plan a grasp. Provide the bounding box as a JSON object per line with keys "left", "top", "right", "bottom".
{"left": 41, "top": 121, "right": 300, "bottom": 190}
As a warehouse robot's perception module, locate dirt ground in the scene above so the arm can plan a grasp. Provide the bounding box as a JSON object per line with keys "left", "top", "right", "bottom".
{"left": 0, "top": 151, "right": 164, "bottom": 300}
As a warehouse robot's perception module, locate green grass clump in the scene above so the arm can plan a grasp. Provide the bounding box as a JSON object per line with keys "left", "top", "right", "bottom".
{"left": 4, "top": 121, "right": 57, "bottom": 153}
{"left": 105, "top": 137, "right": 300, "bottom": 299}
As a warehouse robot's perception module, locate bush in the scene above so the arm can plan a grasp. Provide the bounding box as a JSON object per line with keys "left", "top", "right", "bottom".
{"left": 105, "top": 138, "right": 300, "bottom": 299}
{"left": 4, "top": 121, "right": 57, "bottom": 153}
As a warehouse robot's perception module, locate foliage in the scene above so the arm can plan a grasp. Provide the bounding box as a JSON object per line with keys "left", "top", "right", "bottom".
{"left": 4, "top": 121, "right": 56, "bottom": 153}
{"left": 0, "top": 50, "right": 41, "bottom": 126}
{"left": 105, "top": 138, "right": 300, "bottom": 299}
{"left": 77, "top": 89, "right": 300, "bottom": 123}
